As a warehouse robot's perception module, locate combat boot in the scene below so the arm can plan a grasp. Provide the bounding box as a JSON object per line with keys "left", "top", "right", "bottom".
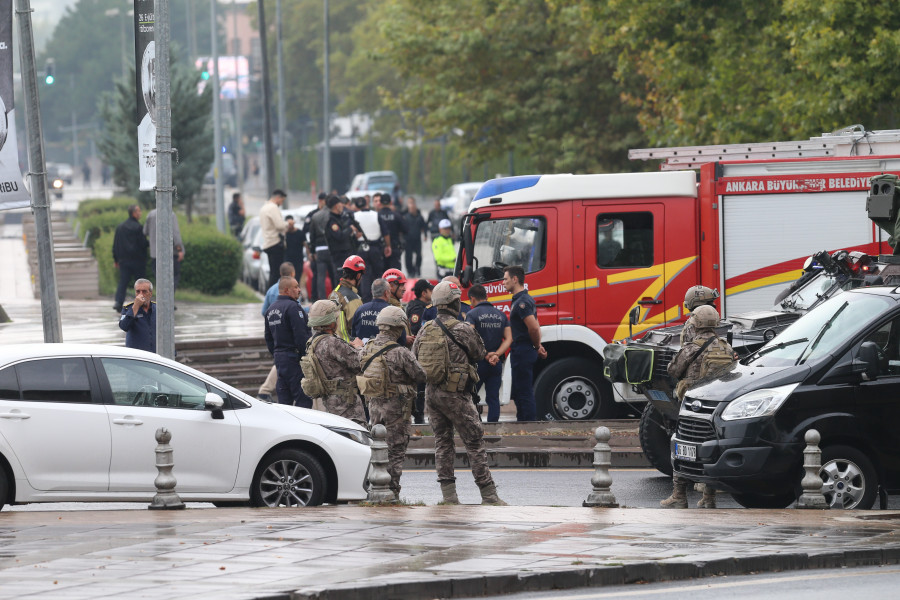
{"left": 440, "top": 482, "right": 460, "bottom": 505}
{"left": 660, "top": 479, "right": 688, "bottom": 509}
{"left": 697, "top": 487, "right": 717, "bottom": 509}
{"left": 479, "top": 482, "right": 508, "bottom": 506}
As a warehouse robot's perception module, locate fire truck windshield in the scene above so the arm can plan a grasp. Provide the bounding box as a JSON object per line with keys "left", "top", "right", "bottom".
{"left": 470, "top": 217, "right": 546, "bottom": 283}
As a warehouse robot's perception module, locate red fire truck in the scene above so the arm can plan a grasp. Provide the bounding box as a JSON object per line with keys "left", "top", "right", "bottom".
{"left": 455, "top": 127, "right": 900, "bottom": 420}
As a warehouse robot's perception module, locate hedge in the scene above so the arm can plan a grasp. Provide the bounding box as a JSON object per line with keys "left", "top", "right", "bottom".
{"left": 87, "top": 198, "right": 241, "bottom": 296}
{"left": 77, "top": 196, "right": 137, "bottom": 219}
{"left": 178, "top": 223, "right": 242, "bottom": 295}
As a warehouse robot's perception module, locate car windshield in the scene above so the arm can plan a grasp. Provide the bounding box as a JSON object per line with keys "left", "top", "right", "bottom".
{"left": 747, "top": 292, "right": 893, "bottom": 367}
{"left": 780, "top": 272, "right": 841, "bottom": 311}
{"left": 367, "top": 177, "right": 395, "bottom": 192}
{"left": 471, "top": 217, "right": 546, "bottom": 283}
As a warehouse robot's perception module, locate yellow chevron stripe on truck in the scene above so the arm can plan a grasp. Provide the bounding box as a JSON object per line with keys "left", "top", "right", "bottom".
{"left": 487, "top": 278, "right": 601, "bottom": 303}
{"left": 726, "top": 270, "right": 799, "bottom": 296}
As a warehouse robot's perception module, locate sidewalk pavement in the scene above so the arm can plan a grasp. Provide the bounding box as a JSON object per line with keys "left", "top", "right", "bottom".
{"left": 0, "top": 505, "right": 898, "bottom": 600}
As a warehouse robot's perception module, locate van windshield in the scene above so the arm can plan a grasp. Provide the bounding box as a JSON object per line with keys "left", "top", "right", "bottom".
{"left": 748, "top": 292, "right": 893, "bottom": 367}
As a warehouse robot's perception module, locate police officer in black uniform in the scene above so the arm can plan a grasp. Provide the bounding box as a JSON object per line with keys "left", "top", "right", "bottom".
{"left": 353, "top": 195, "right": 387, "bottom": 302}
{"left": 264, "top": 276, "right": 312, "bottom": 407}
{"left": 303, "top": 193, "right": 327, "bottom": 300}
{"left": 378, "top": 193, "right": 408, "bottom": 270}
{"left": 325, "top": 195, "right": 362, "bottom": 285}
{"left": 406, "top": 279, "right": 433, "bottom": 424}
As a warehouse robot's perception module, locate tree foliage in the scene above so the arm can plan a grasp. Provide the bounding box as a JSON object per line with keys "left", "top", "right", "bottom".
{"left": 96, "top": 57, "right": 213, "bottom": 210}
{"left": 357, "top": 0, "right": 644, "bottom": 173}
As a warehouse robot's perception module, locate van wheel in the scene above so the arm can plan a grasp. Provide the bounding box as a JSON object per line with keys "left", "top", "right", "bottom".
{"left": 731, "top": 490, "right": 796, "bottom": 509}
{"left": 639, "top": 403, "right": 673, "bottom": 476}
{"left": 820, "top": 445, "right": 877, "bottom": 510}
{"left": 534, "top": 357, "right": 612, "bottom": 420}
{"left": 251, "top": 449, "right": 327, "bottom": 507}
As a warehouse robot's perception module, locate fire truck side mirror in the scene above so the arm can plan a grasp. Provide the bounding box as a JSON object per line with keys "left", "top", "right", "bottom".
{"left": 629, "top": 306, "right": 640, "bottom": 326}
{"left": 461, "top": 265, "right": 473, "bottom": 287}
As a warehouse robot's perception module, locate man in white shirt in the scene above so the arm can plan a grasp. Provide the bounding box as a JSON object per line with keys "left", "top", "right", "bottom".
{"left": 259, "top": 189, "right": 292, "bottom": 289}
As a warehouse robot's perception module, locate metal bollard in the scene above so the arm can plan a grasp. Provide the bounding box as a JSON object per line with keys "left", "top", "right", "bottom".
{"left": 366, "top": 424, "right": 395, "bottom": 504}
{"left": 583, "top": 426, "right": 619, "bottom": 508}
{"left": 797, "top": 429, "right": 828, "bottom": 509}
{"left": 149, "top": 427, "right": 185, "bottom": 510}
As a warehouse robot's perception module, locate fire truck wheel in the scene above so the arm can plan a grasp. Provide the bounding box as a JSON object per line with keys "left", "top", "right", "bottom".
{"left": 639, "top": 402, "right": 674, "bottom": 476}
{"left": 534, "top": 357, "right": 612, "bottom": 420}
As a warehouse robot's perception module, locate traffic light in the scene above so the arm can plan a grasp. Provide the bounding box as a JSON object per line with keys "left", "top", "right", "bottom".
{"left": 44, "top": 59, "right": 54, "bottom": 85}
{"left": 200, "top": 64, "right": 210, "bottom": 80}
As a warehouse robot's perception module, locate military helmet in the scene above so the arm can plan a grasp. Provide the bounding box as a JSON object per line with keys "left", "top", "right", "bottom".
{"left": 376, "top": 306, "right": 409, "bottom": 328}
{"left": 692, "top": 305, "right": 720, "bottom": 329}
{"left": 432, "top": 281, "right": 462, "bottom": 306}
{"left": 308, "top": 299, "right": 340, "bottom": 326}
{"left": 684, "top": 285, "right": 719, "bottom": 311}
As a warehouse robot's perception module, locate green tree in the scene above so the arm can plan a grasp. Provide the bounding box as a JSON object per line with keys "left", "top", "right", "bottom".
{"left": 96, "top": 56, "right": 213, "bottom": 215}
{"left": 361, "top": 0, "right": 644, "bottom": 173}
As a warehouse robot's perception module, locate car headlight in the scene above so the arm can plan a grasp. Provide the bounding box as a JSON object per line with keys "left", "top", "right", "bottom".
{"left": 720, "top": 383, "right": 799, "bottom": 421}
{"left": 326, "top": 425, "right": 372, "bottom": 446}
{"left": 52, "top": 179, "right": 63, "bottom": 189}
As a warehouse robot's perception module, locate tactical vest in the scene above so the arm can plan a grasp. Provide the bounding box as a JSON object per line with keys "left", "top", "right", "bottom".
{"left": 301, "top": 334, "right": 357, "bottom": 399}
{"left": 674, "top": 336, "right": 735, "bottom": 401}
{"left": 357, "top": 340, "right": 400, "bottom": 398}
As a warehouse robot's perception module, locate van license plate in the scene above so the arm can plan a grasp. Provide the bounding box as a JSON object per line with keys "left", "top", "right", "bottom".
{"left": 675, "top": 443, "right": 696, "bottom": 460}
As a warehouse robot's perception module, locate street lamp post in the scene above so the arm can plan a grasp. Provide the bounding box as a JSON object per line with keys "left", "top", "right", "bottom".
{"left": 322, "top": 0, "right": 330, "bottom": 194}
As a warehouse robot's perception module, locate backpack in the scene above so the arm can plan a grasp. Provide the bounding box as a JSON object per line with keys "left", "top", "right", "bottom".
{"left": 416, "top": 318, "right": 457, "bottom": 385}
{"left": 673, "top": 336, "right": 735, "bottom": 401}
{"left": 356, "top": 341, "right": 400, "bottom": 398}
{"left": 300, "top": 335, "right": 329, "bottom": 398}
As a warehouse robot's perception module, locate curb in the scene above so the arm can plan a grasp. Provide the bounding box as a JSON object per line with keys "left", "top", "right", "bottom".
{"left": 404, "top": 447, "right": 649, "bottom": 469}
{"left": 291, "top": 545, "right": 900, "bottom": 600}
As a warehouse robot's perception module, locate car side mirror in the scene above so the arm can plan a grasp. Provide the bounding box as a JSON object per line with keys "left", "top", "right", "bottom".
{"left": 853, "top": 341, "right": 880, "bottom": 381}
{"left": 205, "top": 392, "right": 225, "bottom": 419}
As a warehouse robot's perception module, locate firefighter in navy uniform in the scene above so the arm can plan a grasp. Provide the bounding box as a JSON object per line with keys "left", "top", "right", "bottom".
{"left": 264, "top": 276, "right": 312, "bottom": 408}
{"left": 406, "top": 279, "right": 433, "bottom": 424}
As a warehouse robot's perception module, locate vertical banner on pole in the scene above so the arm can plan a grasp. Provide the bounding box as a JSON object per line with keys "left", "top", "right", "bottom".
{"left": 135, "top": 0, "right": 156, "bottom": 191}
{"left": 0, "top": 2, "right": 29, "bottom": 211}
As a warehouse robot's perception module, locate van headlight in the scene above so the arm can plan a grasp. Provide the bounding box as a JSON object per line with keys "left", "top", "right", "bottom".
{"left": 326, "top": 425, "right": 372, "bottom": 446}
{"left": 720, "top": 383, "right": 799, "bottom": 421}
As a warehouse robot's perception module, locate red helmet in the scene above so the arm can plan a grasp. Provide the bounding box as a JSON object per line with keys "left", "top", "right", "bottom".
{"left": 382, "top": 268, "right": 407, "bottom": 285}
{"left": 342, "top": 255, "right": 366, "bottom": 272}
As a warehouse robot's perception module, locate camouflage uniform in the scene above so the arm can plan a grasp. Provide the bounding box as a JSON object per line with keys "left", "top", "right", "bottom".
{"left": 412, "top": 313, "right": 492, "bottom": 487}
{"left": 679, "top": 314, "right": 698, "bottom": 346}
{"left": 311, "top": 333, "right": 367, "bottom": 423}
{"left": 663, "top": 306, "right": 734, "bottom": 509}
{"left": 361, "top": 330, "right": 426, "bottom": 497}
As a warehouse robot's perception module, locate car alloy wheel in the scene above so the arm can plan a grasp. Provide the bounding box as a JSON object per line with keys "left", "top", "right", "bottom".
{"left": 251, "top": 449, "right": 326, "bottom": 507}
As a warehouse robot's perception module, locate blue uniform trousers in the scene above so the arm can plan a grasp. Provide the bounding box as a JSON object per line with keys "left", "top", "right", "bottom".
{"left": 510, "top": 341, "right": 538, "bottom": 421}
{"left": 273, "top": 350, "right": 312, "bottom": 408}
{"left": 476, "top": 359, "right": 503, "bottom": 423}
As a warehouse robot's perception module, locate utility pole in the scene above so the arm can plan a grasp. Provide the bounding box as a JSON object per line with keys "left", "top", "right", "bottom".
{"left": 276, "top": 0, "right": 288, "bottom": 202}
{"left": 211, "top": 0, "right": 224, "bottom": 232}
{"left": 155, "top": 0, "right": 176, "bottom": 359}
{"left": 257, "top": 0, "right": 275, "bottom": 194}
{"left": 232, "top": 0, "right": 243, "bottom": 195}
{"left": 15, "top": 0, "right": 61, "bottom": 343}
{"left": 322, "top": 0, "right": 330, "bottom": 193}
{"left": 69, "top": 75, "right": 78, "bottom": 169}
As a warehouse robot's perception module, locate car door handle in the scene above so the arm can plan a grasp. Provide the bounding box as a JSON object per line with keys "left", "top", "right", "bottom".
{"left": 112, "top": 417, "right": 144, "bottom": 426}
{"left": 536, "top": 303, "right": 555, "bottom": 308}
{"left": 0, "top": 411, "right": 31, "bottom": 420}
{"left": 637, "top": 298, "right": 662, "bottom": 305}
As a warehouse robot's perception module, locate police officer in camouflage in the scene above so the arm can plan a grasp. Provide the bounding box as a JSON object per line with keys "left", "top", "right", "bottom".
{"left": 412, "top": 281, "right": 507, "bottom": 506}
{"left": 303, "top": 300, "right": 367, "bottom": 425}
{"left": 358, "top": 306, "right": 426, "bottom": 500}
{"left": 661, "top": 305, "right": 736, "bottom": 509}
{"left": 680, "top": 285, "right": 719, "bottom": 345}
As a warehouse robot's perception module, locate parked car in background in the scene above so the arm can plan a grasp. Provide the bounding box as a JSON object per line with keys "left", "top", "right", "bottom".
{"left": 240, "top": 216, "right": 263, "bottom": 289}
{"left": 347, "top": 171, "right": 399, "bottom": 197}
{"left": 0, "top": 344, "right": 371, "bottom": 509}
{"left": 441, "top": 182, "right": 484, "bottom": 230}
{"left": 204, "top": 153, "right": 238, "bottom": 187}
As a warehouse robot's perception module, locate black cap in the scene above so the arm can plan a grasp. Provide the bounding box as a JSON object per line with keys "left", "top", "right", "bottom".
{"left": 413, "top": 278, "right": 434, "bottom": 297}
{"left": 326, "top": 195, "right": 343, "bottom": 209}
{"left": 380, "top": 193, "right": 392, "bottom": 204}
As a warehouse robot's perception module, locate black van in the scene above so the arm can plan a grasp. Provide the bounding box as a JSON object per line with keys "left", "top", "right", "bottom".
{"left": 670, "top": 286, "right": 900, "bottom": 509}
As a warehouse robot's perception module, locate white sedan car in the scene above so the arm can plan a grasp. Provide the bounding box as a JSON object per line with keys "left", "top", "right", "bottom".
{"left": 0, "top": 344, "right": 371, "bottom": 509}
